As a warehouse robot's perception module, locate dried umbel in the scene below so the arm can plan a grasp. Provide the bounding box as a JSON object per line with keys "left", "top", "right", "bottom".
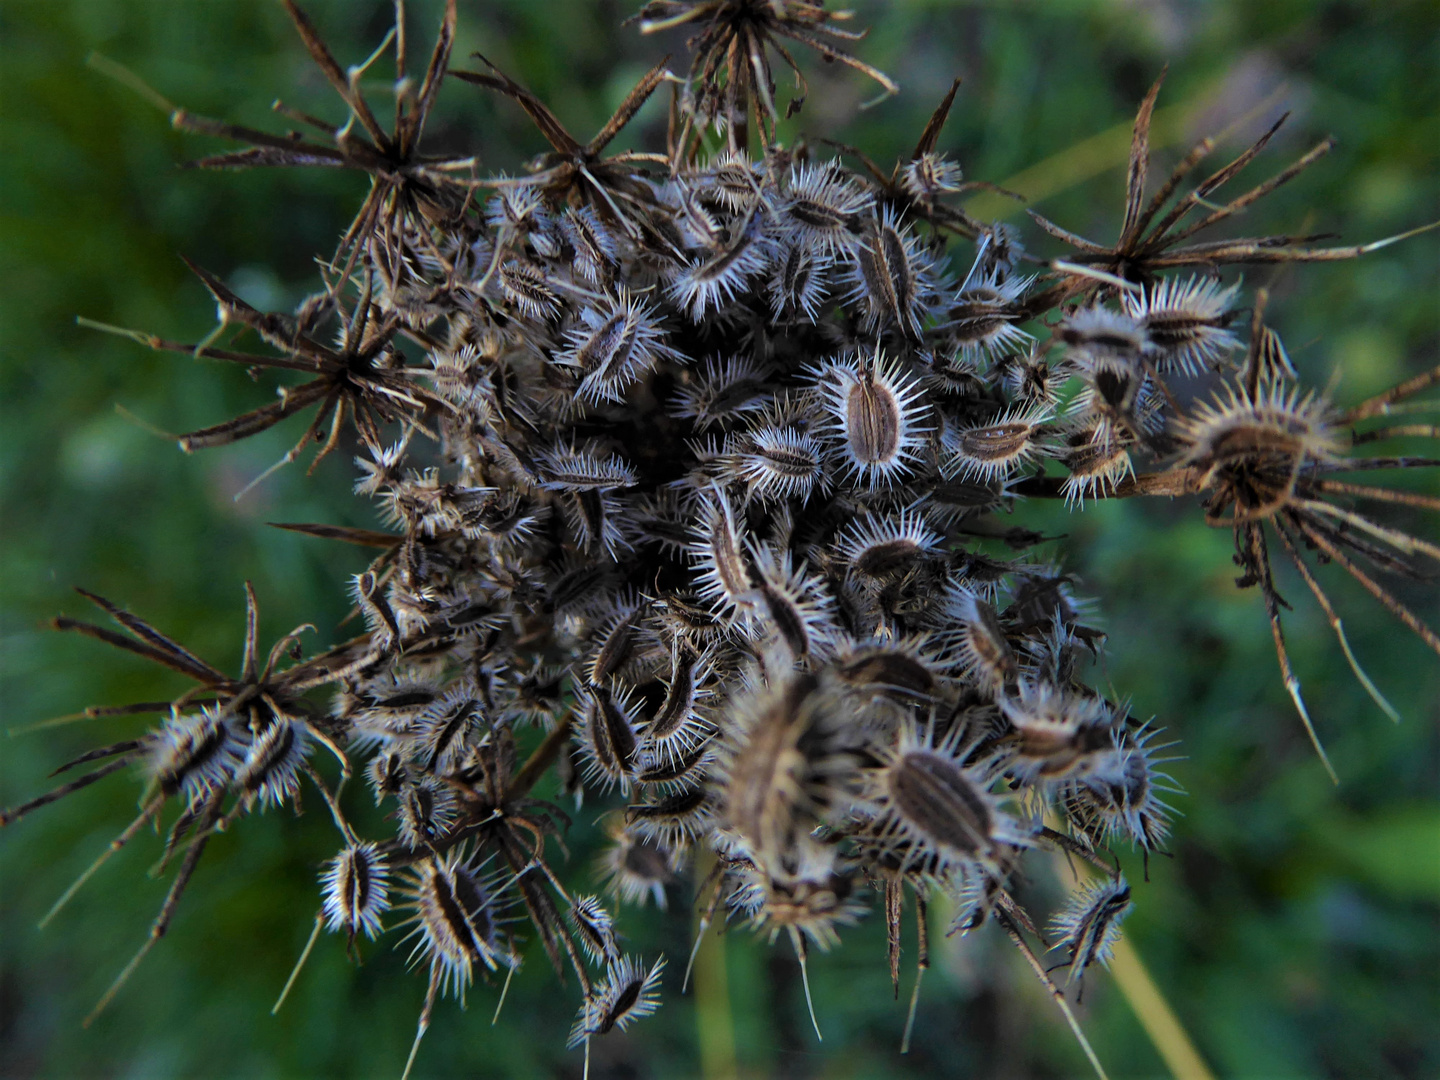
{"left": 8, "top": 3, "right": 1439, "bottom": 1078}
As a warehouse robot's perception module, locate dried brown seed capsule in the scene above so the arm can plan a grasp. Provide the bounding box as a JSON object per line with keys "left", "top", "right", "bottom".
{"left": 578, "top": 683, "right": 641, "bottom": 792}
{"left": 322, "top": 842, "right": 391, "bottom": 940}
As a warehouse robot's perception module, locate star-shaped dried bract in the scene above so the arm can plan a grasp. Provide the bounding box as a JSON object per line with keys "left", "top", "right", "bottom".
{"left": 173, "top": 260, "right": 452, "bottom": 478}
{"left": 176, "top": 0, "right": 468, "bottom": 284}
{"left": 634, "top": 0, "right": 897, "bottom": 151}
{"left": 451, "top": 54, "right": 674, "bottom": 240}
{"left": 3, "top": 585, "right": 372, "bottom": 1024}
{"left": 1026, "top": 71, "right": 1430, "bottom": 298}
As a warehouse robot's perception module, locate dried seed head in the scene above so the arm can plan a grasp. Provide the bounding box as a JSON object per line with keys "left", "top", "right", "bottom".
{"left": 814, "top": 350, "right": 929, "bottom": 488}
{"left": 834, "top": 507, "right": 943, "bottom": 580}
{"left": 366, "top": 749, "right": 407, "bottom": 804}
{"left": 407, "top": 853, "right": 510, "bottom": 997}
{"left": 862, "top": 720, "right": 1027, "bottom": 876}
{"left": 568, "top": 894, "right": 619, "bottom": 966}
{"left": 640, "top": 647, "right": 717, "bottom": 765}
{"left": 832, "top": 639, "right": 941, "bottom": 701}
{"left": 397, "top": 778, "right": 458, "bottom": 849}
{"left": 945, "top": 402, "right": 1052, "bottom": 484}
{"left": 414, "top": 690, "right": 483, "bottom": 775}
{"left": 1049, "top": 877, "right": 1132, "bottom": 988}
{"left": 576, "top": 683, "right": 642, "bottom": 792}
{"left": 322, "top": 841, "right": 391, "bottom": 940}
{"left": 997, "top": 680, "right": 1117, "bottom": 782}
{"left": 781, "top": 162, "right": 872, "bottom": 254}
{"left": 1123, "top": 276, "right": 1240, "bottom": 375}
{"left": 568, "top": 955, "right": 666, "bottom": 1048}
{"left": 148, "top": 707, "right": 244, "bottom": 800}
{"left": 234, "top": 716, "right": 309, "bottom": 808}
{"left": 733, "top": 838, "right": 863, "bottom": 949}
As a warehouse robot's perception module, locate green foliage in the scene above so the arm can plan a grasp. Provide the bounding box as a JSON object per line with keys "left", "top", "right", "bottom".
{"left": 1, "top": 2, "right": 1435, "bottom": 1077}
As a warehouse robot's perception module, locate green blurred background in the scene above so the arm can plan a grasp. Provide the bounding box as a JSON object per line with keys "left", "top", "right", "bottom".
{"left": 1, "top": 1, "right": 1437, "bottom": 1077}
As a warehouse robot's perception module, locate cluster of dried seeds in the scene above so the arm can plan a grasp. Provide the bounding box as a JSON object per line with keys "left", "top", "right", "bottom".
{"left": 8, "top": 2, "right": 1439, "bottom": 1076}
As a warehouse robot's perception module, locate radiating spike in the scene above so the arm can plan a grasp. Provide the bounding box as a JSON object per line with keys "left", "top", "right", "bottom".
{"left": 273, "top": 910, "right": 325, "bottom": 1014}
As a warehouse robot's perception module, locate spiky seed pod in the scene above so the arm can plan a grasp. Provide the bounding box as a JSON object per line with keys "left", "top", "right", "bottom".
{"left": 733, "top": 424, "right": 828, "bottom": 505}
{"left": 944, "top": 402, "right": 1053, "bottom": 484}
{"left": 1062, "top": 722, "right": 1178, "bottom": 851}
{"left": 601, "top": 825, "right": 678, "bottom": 909}
{"left": 568, "top": 895, "right": 620, "bottom": 966}
{"left": 148, "top": 707, "right": 244, "bottom": 801}
{"left": 669, "top": 354, "right": 774, "bottom": 430}
{"left": 832, "top": 640, "right": 940, "bottom": 702}
{"left": 746, "top": 543, "right": 841, "bottom": 660}
{"left": 498, "top": 260, "right": 564, "bottom": 321}
{"left": 845, "top": 208, "right": 940, "bottom": 340}
{"left": 1176, "top": 383, "right": 1343, "bottom": 517}
{"left": 1123, "top": 276, "right": 1240, "bottom": 375}
{"left": 997, "top": 681, "right": 1118, "bottom": 782}
{"left": 814, "top": 350, "right": 929, "bottom": 488}
{"left": 556, "top": 291, "right": 679, "bottom": 406}
{"left": 406, "top": 853, "right": 510, "bottom": 998}
{"left": 719, "top": 671, "right": 855, "bottom": 860}
{"left": 900, "top": 152, "right": 964, "bottom": 202}
{"left": 781, "top": 161, "right": 872, "bottom": 255}
{"left": 576, "top": 683, "right": 642, "bottom": 793}
{"left": 943, "top": 271, "right": 1033, "bottom": 362}
{"left": 538, "top": 443, "right": 638, "bottom": 492}
{"left": 668, "top": 218, "right": 774, "bottom": 321}
{"left": 367, "top": 750, "right": 407, "bottom": 804}
{"left": 938, "top": 586, "right": 1016, "bottom": 696}
{"left": 834, "top": 507, "right": 944, "bottom": 581}
{"left": 1061, "top": 423, "right": 1135, "bottom": 507}
{"left": 397, "top": 779, "right": 458, "bottom": 849}
{"left": 414, "top": 690, "right": 483, "bottom": 775}
{"left": 322, "top": 842, "right": 391, "bottom": 940}
{"left": 641, "top": 647, "right": 717, "bottom": 766}
{"left": 1057, "top": 305, "right": 1149, "bottom": 360}
{"left": 560, "top": 205, "right": 619, "bottom": 284}
{"left": 636, "top": 737, "right": 714, "bottom": 790}
{"left": 626, "top": 785, "right": 719, "bottom": 849}
{"left": 689, "top": 487, "right": 757, "bottom": 617}
{"left": 1050, "top": 877, "right": 1132, "bottom": 988}
{"left": 769, "top": 244, "right": 833, "bottom": 322}
{"left": 1002, "top": 349, "right": 1069, "bottom": 406}
{"left": 734, "top": 838, "right": 864, "bottom": 950}
{"left": 861, "top": 720, "right": 1029, "bottom": 877}
{"left": 703, "top": 151, "right": 762, "bottom": 212}
{"left": 568, "top": 955, "right": 666, "bottom": 1048}
{"left": 233, "top": 716, "right": 309, "bottom": 808}
{"left": 586, "top": 596, "right": 650, "bottom": 687}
